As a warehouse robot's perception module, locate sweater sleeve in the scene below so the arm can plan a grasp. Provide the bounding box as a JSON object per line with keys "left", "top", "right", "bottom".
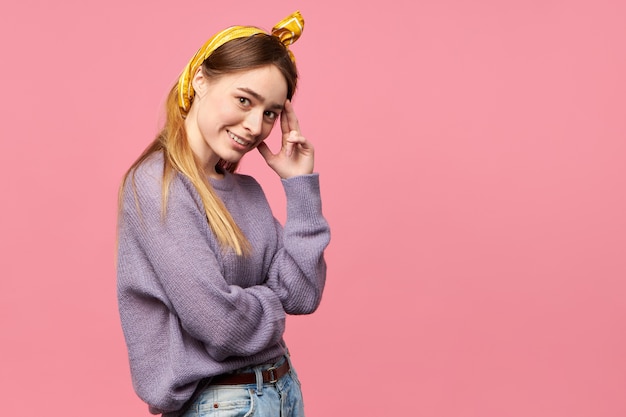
{"left": 117, "top": 164, "right": 286, "bottom": 362}
{"left": 265, "top": 174, "right": 331, "bottom": 314}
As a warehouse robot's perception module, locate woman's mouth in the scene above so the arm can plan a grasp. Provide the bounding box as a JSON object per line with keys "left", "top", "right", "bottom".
{"left": 228, "top": 131, "right": 249, "bottom": 146}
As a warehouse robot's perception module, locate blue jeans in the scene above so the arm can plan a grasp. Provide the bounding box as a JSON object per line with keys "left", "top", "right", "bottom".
{"left": 180, "top": 356, "right": 305, "bottom": 417}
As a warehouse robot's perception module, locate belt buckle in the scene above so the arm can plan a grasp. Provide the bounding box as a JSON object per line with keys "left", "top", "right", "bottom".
{"left": 267, "top": 366, "right": 278, "bottom": 383}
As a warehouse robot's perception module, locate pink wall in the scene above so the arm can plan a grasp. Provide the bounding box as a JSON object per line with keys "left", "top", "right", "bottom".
{"left": 1, "top": 1, "right": 625, "bottom": 416}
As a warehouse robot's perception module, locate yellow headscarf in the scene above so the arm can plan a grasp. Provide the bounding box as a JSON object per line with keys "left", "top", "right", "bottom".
{"left": 177, "top": 11, "right": 304, "bottom": 112}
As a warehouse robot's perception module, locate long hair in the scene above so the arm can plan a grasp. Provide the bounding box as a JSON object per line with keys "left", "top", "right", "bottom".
{"left": 119, "top": 34, "right": 298, "bottom": 255}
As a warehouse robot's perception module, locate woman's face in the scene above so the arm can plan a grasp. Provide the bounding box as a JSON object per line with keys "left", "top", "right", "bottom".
{"left": 185, "top": 64, "right": 288, "bottom": 172}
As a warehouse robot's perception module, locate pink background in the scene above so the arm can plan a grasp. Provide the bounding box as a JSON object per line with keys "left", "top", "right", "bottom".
{"left": 1, "top": 1, "right": 625, "bottom": 416}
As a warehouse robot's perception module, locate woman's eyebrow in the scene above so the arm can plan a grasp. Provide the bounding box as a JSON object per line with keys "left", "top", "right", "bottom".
{"left": 237, "top": 87, "right": 284, "bottom": 110}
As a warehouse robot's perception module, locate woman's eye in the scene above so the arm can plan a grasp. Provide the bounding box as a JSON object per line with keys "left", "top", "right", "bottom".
{"left": 264, "top": 111, "right": 277, "bottom": 121}
{"left": 238, "top": 97, "right": 251, "bottom": 106}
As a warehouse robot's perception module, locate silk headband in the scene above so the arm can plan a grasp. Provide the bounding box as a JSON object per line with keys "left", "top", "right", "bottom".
{"left": 177, "top": 11, "right": 304, "bottom": 112}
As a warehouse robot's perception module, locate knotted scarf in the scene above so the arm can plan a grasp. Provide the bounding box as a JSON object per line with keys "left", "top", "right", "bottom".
{"left": 177, "top": 11, "right": 304, "bottom": 112}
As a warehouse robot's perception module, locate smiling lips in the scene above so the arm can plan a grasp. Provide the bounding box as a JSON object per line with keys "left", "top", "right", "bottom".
{"left": 228, "top": 131, "right": 252, "bottom": 147}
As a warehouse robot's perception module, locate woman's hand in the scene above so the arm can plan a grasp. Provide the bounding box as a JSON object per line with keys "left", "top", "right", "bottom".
{"left": 257, "top": 100, "right": 314, "bottom": 179}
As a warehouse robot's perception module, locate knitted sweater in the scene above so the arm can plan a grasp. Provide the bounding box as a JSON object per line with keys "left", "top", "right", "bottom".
{"left": 116, "top": 153, "right": 330, "bottom": 414}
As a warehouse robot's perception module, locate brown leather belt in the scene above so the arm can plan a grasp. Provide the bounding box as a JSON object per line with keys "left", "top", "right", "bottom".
{"left": 211, "top": 359, "right": 290, "bottom": 385}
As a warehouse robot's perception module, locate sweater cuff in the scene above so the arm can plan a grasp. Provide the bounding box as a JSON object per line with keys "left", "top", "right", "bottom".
{"left": 281, "top": 174, "right": 323, "bottom": 222}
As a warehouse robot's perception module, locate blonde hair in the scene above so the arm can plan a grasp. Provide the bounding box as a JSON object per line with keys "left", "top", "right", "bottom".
{"left": 119, "top": 35, "right": 298, "bottom": 256}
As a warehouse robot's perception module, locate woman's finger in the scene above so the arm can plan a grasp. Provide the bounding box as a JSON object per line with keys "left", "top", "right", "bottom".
{"left": 283, "top": 99, "right": 301, "bottom": 133}
{"left": 280, "top": 102, "right": 290, "bottom": 136}
{"left": 256, "top": 141, "right": 273, "bottom": 161}
{"left": 285, "top": 141, "right": 295, "bottom": 157}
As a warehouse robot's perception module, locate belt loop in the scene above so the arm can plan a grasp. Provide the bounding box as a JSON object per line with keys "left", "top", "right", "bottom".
{"left": 285, "top": 353, "right": 294, "bottom": 373}
{"left": 254, "top": 366, "right": 264, "bottom": 395}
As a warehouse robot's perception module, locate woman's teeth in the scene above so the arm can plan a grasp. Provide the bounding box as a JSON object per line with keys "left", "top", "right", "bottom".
{"left": 229, "top": 132, "right": 247, "bottom": 146}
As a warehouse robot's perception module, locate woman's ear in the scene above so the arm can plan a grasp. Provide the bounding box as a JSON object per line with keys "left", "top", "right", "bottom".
{"left": 191, "top": 67, "right": 207, "bottom": 97}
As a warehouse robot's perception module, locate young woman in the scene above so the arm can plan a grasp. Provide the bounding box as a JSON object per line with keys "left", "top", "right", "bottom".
{"left": 116, "top": 11, "right": 330, "bottom": 417}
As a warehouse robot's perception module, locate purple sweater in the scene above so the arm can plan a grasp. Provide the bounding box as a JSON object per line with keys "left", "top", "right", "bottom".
{"left": 116, "top": 153, "right": 330, "bottom": 414}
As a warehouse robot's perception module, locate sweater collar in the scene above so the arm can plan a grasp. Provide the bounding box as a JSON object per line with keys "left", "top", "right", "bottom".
{"left": 209, "top": 169, "right": 236, "bottom": 191}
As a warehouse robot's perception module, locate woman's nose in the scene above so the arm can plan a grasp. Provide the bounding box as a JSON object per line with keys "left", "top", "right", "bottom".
{"left": 243, "top": 110, "right": 263, "bottom": 136}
